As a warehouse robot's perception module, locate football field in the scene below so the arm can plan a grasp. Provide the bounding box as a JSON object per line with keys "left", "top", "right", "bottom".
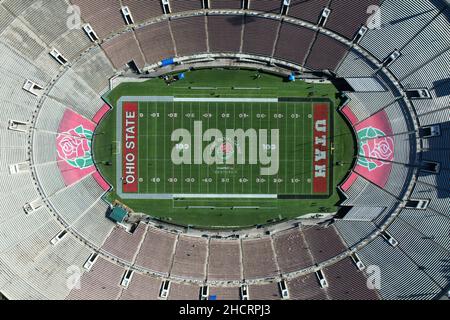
{"left": 117, "top": 97, "right": 332, "bottom": 199}
{"left": 94, "top": 69, "right": 354, "bottom": 227}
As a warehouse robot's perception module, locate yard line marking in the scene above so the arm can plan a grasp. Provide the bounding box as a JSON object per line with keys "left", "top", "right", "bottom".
{"left": 145, "top": 101, "right": 148, "bottom": 193}
{"left": 285, "top": 102, "right": 288, "bottom": 194}
{"left": 310, "top": 102, "right": 314, "bottom": 195}
{"left": 207, "top": 102, "right": 210, "bottom": 195}
{"left": 295, "top": 103, "right": 299, "bottom": 194}
{"left": 259, "top": 103, "right": 262, "bottom": 194}
{"left": 304, "top": 102, "right": 306, "bottom": 195}
{"left": 249, "top": 102, "right": 253, "bottom": 194}
{"left": 180, "top": 102, "right": 183, "bottom": 195}
{"left": 173, "top": 101, "right": 176, "bottom": 194}
{"left": 215, "top": 102, "right": 218, "bottom": 195}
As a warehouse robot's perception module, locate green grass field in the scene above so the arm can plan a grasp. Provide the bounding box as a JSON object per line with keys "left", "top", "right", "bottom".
{"left": 94, "top": 68, "right": 355, "bottom": 228}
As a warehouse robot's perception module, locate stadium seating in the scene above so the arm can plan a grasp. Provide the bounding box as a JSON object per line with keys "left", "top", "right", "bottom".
{"left": 71, "top": 199, "right": 115, "bottom": 247}
{"left": 249, "top": 0, "right": 282, "bottom": 14}
{"left": 360, "top": 0, "right": 444, "bottom": 61}
{"left": 71, "top": 46, "right": 115, "bottom": 95}
{"left": 242, "top": 237, "right": 279, "bottom": 279}
{"left": 388, "top": 10, "right": 450, "bottom": 80}
{"left": 135, "top": 21, "right": 176, "bottom": 65}
{"left": 272, "top": 227, "right": 314, "bottom": 273}
{"left": 274, "top": 22, "right": 316, "bottom": 66}
{"left": 323, "top": 258, "right": 379, "bottom": 300}
{"left": 121, "top": 0, "right": 164, "bottom": 24}
{"left": 209, "top": 286, "right": 240, "bottom": 300}
{"left": 287, "top": 0, "right": 330, "bottom": 24}
{"left": 242, "top": 16, "right": 280, "bottom": 57}
{"left": 170, "top": 235, "right": 208, "bottom": 281}
{"left": 336, "top": 50, "right": 377, "bottom": 77}
{"left": 101, "top": 31, "right": 146, "bottom": 70}
{"left": 119, "top": 273, "right": 162, "bottom": 300}
{"left": 334, "top": 219, "right": 378, "bottom": 248}
{"left": 302, "top": 225, "right": 347, "bottom": 263}
{"left": 346, "top": 91, "right": 400, "bottom": 118}
{"left": 211, "top": 0, "right": 243, "bottom": 10}
{"left": 207, "top": 239, "right": 242, "bottom": 281}
{"left": 135, "top": 227, "right": 178, "bottom": 275}
{"left": 207, "top": 15, "right": 244, "bottom": 53}
{"left": 304, "top": 33, "right": 349, "bottom": 72}
{"left": 48, "top": 69, "right": 104, "bottom": 119}
{"left": 387, "top": 218, "right": 450, "bottom": 288}
{"left": 101, "top": 223, "right": 147, "bottom": 263}
{"left": 67, "top": 257, "right": 125, "bottom": 300}
{"left": 326, "top": 0, "right": 382, "bottom": 40}
{"left": 171, "top": 16, "right": 208, "bottom": 57}
{"left": 170, "top": 0, "right": 203, "bottom": 13}
{"left": 357, "top": 236, "right": 443, "bottom": 299}
{"left": 48, "top": 175, "right": 107, "bottom": 225}
{"left": 0, "top": 0, "right": 448, "bottom": 301}
{"left": 248, "top": 282, "right": 281, "bottom": 300}
{"left": 69, "top": 0, "right": 125, "bottom": 39}
{"left": 167, "top": 282, "right": 200, "bottom": 300}
{"left": 287, "top": 273, "right": 329, "bottom": 300}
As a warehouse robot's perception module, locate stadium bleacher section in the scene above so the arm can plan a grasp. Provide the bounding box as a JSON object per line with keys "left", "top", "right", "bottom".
{"left": 101, "top": 31, "right": 146, "bottom": 70}
{"left": 170, "top": 236, "right": 208, "bottom": 281}
{"left": 304, "top": 33, "right": 349, "bottom": 72}
{"left": 242, "top": 238, "right": 279, "bottom": 280}
{"left": 207, "top": 239, "right": 242, "bottom": 281}
{"left": 70, "top": 0, "right": 124, "bottom": 39}
{"left": 287, "top": 273, "right": 329, "bottom": 300}
{"left": 242, "top": 15, "right": 280, "bottom": 57}
{"left": 135, "top": 21, "right": 175, "bottom": 65}
{"left": 101, "top": 222, "right": 147, "bottom": 263}
{"left": 121, "top": 0, "right": 164, "bottom": 24}
{"left": 119, "top": 272, "right": 161, "bottom": 300}
{"left": 171, "top": 16, "right": 208, "bottom": 57}
{"left": 211, "top": 0, "right": 243, "bottom": 10}
{"left": 272, "top": 228, "right": 314, "bottom": 274}
{"left": 207, "top": 14, "right": 244, "bottom": 53}
{"left": 170, "top": 0, "right": 203, "bottom": 13}
{"left": 274, "top": 22, "right": 316, "bottom": 66}
{"left": 248, "top": 282, "right": 281, "bottom": 300}
{"left": 135, "top": 227, "right": 178, "bottom": 275}
{"left": 0, "top": 0, "right": 448, "bottom": 301}
{"left": 167, "top": 282, "right": 200, "bottom": 300}
{"left": 287, "top": 0, "right": 330, "bottom": 24}
{"left": 326, "top": 0, "right": 382, "bottom": 40}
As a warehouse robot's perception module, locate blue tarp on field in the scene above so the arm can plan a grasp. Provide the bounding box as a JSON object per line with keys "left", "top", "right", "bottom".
{"left": 161, "top": 58, "right": 175, "bottom": 66}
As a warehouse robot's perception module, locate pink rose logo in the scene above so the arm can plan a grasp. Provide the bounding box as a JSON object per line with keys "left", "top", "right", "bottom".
{"left": 56, "top": 126, "right": 94, "bottom": 169}
{"left": 362, "top": 137, "right": 394, "bottom": 166}
{"left": 215, "top": 139, "right": 236, "bottom": 161}
{"left": 221, "top": 142, "right": 233, "bottom": 154}
{"left": 357, "top": 127, "right": 395, "bottom": 171}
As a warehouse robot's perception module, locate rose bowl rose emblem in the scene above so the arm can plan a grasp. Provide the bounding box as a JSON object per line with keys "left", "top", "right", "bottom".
{"left": 216, "top": 142, "right": 234, "bottom": 160}
{"left": 357, "top": 127, "right": 394, "bottom": 171}
{"left": 56, "top": 125, "right": 94, "bottom": 169}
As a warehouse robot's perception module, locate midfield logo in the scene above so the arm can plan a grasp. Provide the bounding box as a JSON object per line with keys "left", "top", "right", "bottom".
{"left": 171, "top": 121, "right": 280, "bottom": 176}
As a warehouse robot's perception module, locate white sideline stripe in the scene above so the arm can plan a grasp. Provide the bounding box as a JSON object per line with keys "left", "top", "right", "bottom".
{"left": 173, "top": 98, "right": 278, "bottom": 103}
{"left": 174, "top": 194, "right": 278, "bottom": 199}
{"left": 116, "top": 193, "right": 278, "bottom": 200}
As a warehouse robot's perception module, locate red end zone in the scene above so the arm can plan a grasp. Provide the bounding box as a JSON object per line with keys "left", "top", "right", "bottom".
{"left": 123, "top": 102, "right": 138, "bottom": 193}
{"left": 313, "top": 103, "right": 329, "bottom": 194}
